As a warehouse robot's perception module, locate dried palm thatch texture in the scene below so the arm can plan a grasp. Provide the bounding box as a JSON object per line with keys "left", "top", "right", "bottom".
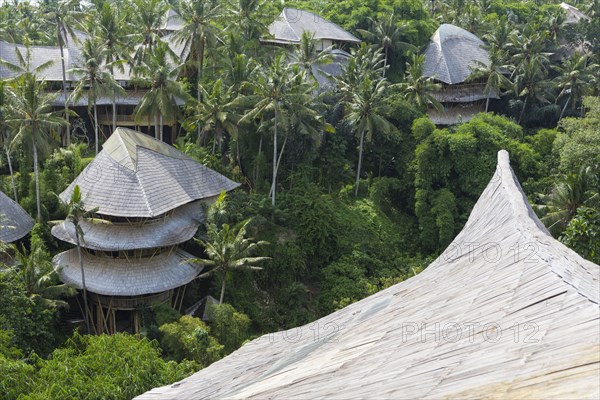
{"left": 0, "top": 190, "right": 34, "bottom": 243}
{"left": 138, "top": 150, "right": 599, "bottom": 400}
{"left": 423, "top": 24, "right": 490, "bottom": 85}
{"left": 51, "top": 200, "right": 204, "bottom": 251}
{"left": 59, "top": 128, "right": 240, "bottom": 217}
{"left": 53, "top": 248, "right": 201, "bottom": 296}
{"left": 264, "top": 8, "right": 360, "bottom": 45}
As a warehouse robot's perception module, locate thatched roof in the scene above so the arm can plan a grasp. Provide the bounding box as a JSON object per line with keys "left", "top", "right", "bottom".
{"left": 423, "top": 24, "right": 490, "bottom": 85}
{"left": 0, "top": 191, "right": 34, "bottom": 243}
{"left": 137, "top": 150, "right": 599, "bottom": 399}
{"left": 51, "top": 200, "right": 204, "bottom": 251}
{"left": 264, "top": 8, "right": 360, "bottom": 45}
{"left": 53, "top": 248, "right": 201, "bottom": 296}
{"left": 59, "top": 128, "right": 239, "bottom": 218}
{"left": 560, "top": 2, "right": 590, "bottom": 24}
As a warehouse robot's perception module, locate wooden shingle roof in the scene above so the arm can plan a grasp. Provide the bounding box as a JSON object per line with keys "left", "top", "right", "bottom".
{"left": 51, "top": 200, "right": 204, "bottom": 251}
{"left": 0, "top": 191, "right": 34, "bottom": 243}
{"left": 264, "top": 8, "right": 360, "bottom": 45}
{"left": 53, "top": 247, "right": 201, "bottom": 296}
{"left": 59, "top": 128, "right": 240, "bottom": 218}
{"left": 423, "top": 24, "right": 490, "bottom": 85}
{"left": 137, "top": 150, "right": 600, "bottom": 399}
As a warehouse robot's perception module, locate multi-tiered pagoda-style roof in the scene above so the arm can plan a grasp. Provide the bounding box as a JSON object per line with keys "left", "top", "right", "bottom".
{"left": 52, "top": 128, "right": 240, "bottom": 332}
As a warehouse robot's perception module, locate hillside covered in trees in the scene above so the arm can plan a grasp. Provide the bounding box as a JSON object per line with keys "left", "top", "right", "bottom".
{"left": 0, "top": 0, "right": 598, "bottom": 398}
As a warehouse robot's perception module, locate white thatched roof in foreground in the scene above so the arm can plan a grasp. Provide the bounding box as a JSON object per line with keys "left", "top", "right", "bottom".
{"left": 59, "top": 128, "right": 239, "bottom": 218}
{"left": 138, "top": 150, "right": 599, "bottom": 400}
{"left": 264, "top": 8, "right": 360, "bottom": 45}
{"left": 423, "top": 24, "right": 490, "bottom": 85}
{"left": 53, "top": 248, "right": 201, "bottom": 296}
{"left": 0, "top": 191, "right": 34, "bottom": 243}
{"left": 51, "top": 200, "right": 204, "bottom": 251}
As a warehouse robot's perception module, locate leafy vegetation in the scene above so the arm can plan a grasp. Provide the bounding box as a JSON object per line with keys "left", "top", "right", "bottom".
{"left": 0, "top": 0, "right": 598, "bottom": 398}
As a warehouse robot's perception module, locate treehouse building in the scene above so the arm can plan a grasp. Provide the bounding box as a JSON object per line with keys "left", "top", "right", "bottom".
{"left": 262, "top": 8, "right": 361, "bottom": 89}
{"left": 423, "top": 24, "right": 498, "bottom": 125}
{"left": 52, "top": 128, "right": 239, "bottom": 334}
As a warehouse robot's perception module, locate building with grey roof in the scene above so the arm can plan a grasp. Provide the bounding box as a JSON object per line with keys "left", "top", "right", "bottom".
{"left": 264, "top": 8, "right": 360, "bottom": 89}
{"left": 138, "top": 150, "right": 600, "bottom": 399}
{"left": 423, "top": 24, "right": 496, "bottom": 125}
{"left": 0, "top": 190, "right": 34, "bottom": 244}
{"left": 52, "top": 128, "right": 240, "bottom": 333}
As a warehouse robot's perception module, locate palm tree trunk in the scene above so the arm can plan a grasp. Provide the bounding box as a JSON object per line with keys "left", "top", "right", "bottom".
{"left": 159, "top": 113, "right": 163, "bottom": 142}
{"left": 383, "top": 47, "right": 388, "bottom": 78}
{"left": 59, "top": 38, "right": 70, "bottom": 146}
{"left": 236, "top": 133, "right": 242, "bottom": 170}
{"left": 154, "top": 115, "right": 158, "bottom": 139}
{"left": 196, "top": 40, "right": 205, "bottom": 141}
{"left": 354, "top": 128, "right": 366, "bottom": 197}
{"left": 485, "top": 93, "right": 491, "bottom": 113}
{"left": 269, "top": 134, "right": 288, "bottom": 199}
{"left": 110, "top": 65, "right": 117, "bottom": 132}
{"left": 219, "top": 271, "right": 226, "bottom": 305}
{"left": 93, "top": 99, "right": 99, "bottom": 154}
{"left": 271, "top": 109, "right": 278, "bottom": 207}
{"left": 75, "top": 230, "right": 91, "bottom": 334}
{"left": 559, "top": 93, "right": 571, "bottom": 120}
{"left": 255, "top": 135, "right": 262, "bottom": 185}
{"left": 5, "top": 146, "right": 17, "bottom": 202}
{"left": 32, "top": 139, "right": 41, "bottom": 221}
{"left": 518, "top": 95, "right": 528, "bottom": 124}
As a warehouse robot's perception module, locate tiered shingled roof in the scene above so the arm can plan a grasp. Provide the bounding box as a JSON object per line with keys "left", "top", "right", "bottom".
{"left": 423, "top": 24, "right": 490, "bottom": 85}
{"left": 138, "top": 150, "right": 599, "bottom": 399}
{"left": 59, "top": 128, "right": 240, "bottom": 218}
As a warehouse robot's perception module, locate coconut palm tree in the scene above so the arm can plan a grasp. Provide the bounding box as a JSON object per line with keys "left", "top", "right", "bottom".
{"left": 290, "top": 31, "right": 333, "bottom": 79}
{"left": 69, "top": 35, "right": 126, "bottom": 154}
{"left": 95, "top": 1, "right": 131, "bottom": 131}
{"left": 357, "top": 13, "right": 416, "bottom": 78}
{"left": 171, "top": 0, "right": 223, "bottom": 138}
{"left": 240, "top": 55, "right": 320, "bottom": 206}
{"left": 344, "top": 76, "right": 396, "bottom": 197}
{"left": 513, "top": 56, "right": 552, "bottom": 124}
{"left": 468, "top": 47, "right": 512, "bottom": 112}
{"left": 188, "top": 79, "right": 239, "bottom": 156}
{"left": 399, "top": 53, "right": 443, "bottom": 112}
{"left": 11, "top": 239, "right": 76, "bottom": 310}
{"left": 0, "top": 81, "right": 17, "bottom": 202}
{"left": 43, "top": 0, "right": 83, "bottom": 146}
{"left": 536, "top": 166, "right": 599, "bottom": 236}
{"left": 133, "top": 41, "right": 192, "bottom": 141}
{"left": 6, "top": 74, "right": 66, "bottom": 221}
{"left": 191, "top": 216, "right": 269, "bottom": 305}
{"left": 63, "top": 185, "right": 100, "bottom": 334}
{"left": 554, "top": 53, "right": 598, "bottom": 120}
{"left": 227, "top": 0, "right": 267, "bottom": 42}
{"left": 130, "top": 0, "right": 167, "bottom": 66}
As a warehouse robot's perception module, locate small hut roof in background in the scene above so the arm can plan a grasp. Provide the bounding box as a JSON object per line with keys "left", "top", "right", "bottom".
{"left": 423, "top": 24, "right": 490, "bottom": 85}
{"left": 53, "top": 248, "right": 201, "bottom": 296}
{"left": 137, "top": 150, "right": 599, "bottom": 400}
{"left": 0, "top": 191, "right": 34, "bottom": 243}
{"left": 264, "top": 8, "right": 360, "bottom": 45}
{"left": 59, "top": 128, "right": 240, "bottom": 218}
{"left": 51, "top": 200, "right": 204, "bottom": 251}
{"left": 560, "top": 2, "right": 590, "bottom": 24}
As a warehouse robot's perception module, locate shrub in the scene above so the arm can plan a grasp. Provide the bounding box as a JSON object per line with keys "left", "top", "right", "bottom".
{"left": 159, "top": 315, "right": 223, "bottom": 366}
